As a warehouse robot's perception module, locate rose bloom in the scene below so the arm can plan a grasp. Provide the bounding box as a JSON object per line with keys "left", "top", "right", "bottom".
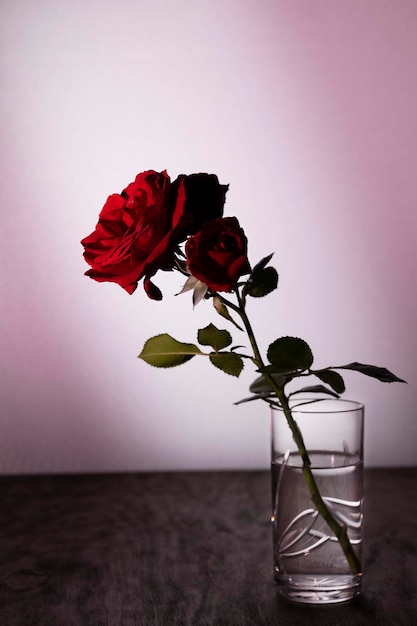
{"left": 81, "top": 170, "right": 175, "bottom": 299}
{"left": 81, "top": 170, "right": 228, "bottom": 299}
{"left": 171, "top": 173, "right": 229, "bottom": 238}
{"left": 185, "top": 217, "right": 251, "bottom": 292}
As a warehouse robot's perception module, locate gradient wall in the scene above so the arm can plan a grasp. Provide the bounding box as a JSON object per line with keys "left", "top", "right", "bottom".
{"left": 1, "top": 0, "right": 416, "bottom": 473}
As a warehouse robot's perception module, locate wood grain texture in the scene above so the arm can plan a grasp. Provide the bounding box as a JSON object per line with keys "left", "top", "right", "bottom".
{"left": 0, "top": 469, "right": 416, "bottom": 625}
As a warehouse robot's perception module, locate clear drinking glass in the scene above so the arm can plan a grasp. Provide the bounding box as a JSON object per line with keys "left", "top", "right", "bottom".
{"left": 271, "top": 398, "right": 364, "bottom": 604}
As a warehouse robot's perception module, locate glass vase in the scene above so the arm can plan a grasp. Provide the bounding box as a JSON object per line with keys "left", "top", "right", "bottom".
{"left": 271, "top": 398, "right": 364, "bottom": 604}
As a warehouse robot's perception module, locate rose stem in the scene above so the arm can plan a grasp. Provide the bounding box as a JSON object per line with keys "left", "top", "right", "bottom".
{"left": 218, "top": 289, "right": 362, "bottom": 576}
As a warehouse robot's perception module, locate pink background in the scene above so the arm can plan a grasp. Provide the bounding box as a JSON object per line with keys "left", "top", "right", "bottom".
{"left": 1, "top": 0, "right": 416, "bottom": 473}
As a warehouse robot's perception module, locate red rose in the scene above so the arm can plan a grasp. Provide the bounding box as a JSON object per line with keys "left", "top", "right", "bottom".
{"left": 185, "top": 217, "right": 251, "bottom": 292}
{"left": 81, "top": 170, "right": 174, "bottom": 298}
{"left": 171, "top": 173, "right": 228, "bottom": 238}
{"left": 81, "top": 170, "right": 229, "bottom": 299}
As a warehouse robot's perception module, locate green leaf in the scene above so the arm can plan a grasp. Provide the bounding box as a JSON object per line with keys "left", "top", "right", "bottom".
{"left": 213, "top": 296, "right": 243, "bottom": 331}
{"left": 198, "top": 323, "right": 232, "bottom": 351}
{"left": 249, "top": 372, "right": 289, "bottom": 394}
{"left": 335, "top": 362, "right": 406, "bottom": 383}
{"left": 209, "top": 352, "right": 244, "bottom": 377}
{"left": 243, "top": 254, "right": 278, "bottom": 298}
{"left": 234, "top": 393, "right": 280, "bottom": 406}
{"left": 288, "top": 385, "right": 340, "bottom": 399}
{"left": 252, "top": 253, "right": 274, "bottom": 272}
{"left": 138, "top": 334, "right": 202, "bottom": 368}
{"left": 267, "top": 336, "right": 314, "bottom": 372}
{"left": 245, "top": 266, "right": 278, "bottom": 298}
{"left": 314, "top": 370, "right": 346, "bottom": 394}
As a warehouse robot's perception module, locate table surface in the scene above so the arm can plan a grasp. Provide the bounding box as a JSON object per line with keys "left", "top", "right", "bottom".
{"left": 0, "top": 468, "right": 416, "bottom": 626}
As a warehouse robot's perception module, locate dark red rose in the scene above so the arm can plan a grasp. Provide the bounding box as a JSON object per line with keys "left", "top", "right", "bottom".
{"left": 185, "top": 217, "right": 251, "bottom": 292}
{"left": 170, "top": 173, "right": 228, "bottom": 239}
{"left": 81, "top": 170, "right": 230, "bottom": 299}
{"left": 81, "top": 170, "right": 174, "bottom": 298}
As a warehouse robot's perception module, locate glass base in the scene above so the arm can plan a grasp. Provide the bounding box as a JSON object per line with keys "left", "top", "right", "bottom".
{"left": 274, "top": 573, "right": 362, "bottom": 605}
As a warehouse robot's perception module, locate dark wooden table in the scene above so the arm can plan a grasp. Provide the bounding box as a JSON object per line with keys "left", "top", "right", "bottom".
{"left": 0, "top": 468, "right": 415, "bottom": 625}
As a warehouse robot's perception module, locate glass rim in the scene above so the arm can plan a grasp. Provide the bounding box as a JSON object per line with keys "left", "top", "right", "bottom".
{"left": 271, "top": 398, "right": 364, "bottom": 414}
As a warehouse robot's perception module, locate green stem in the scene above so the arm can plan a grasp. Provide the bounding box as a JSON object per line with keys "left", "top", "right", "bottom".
{"left": 277, "top": 392, "right": 362, "bottom": 575}
{"left": 225, "top": 288, "right": 362, "bottom": 576}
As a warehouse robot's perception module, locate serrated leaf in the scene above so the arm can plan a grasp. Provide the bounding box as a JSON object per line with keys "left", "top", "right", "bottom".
{"left": 288, "top": 385, "right": 340, "bottom": 399}
{"left": 209, "top": 352, "right": 244, "bottom": 377}
{"left": 198, "top": 324, "right": 232, "bottom": 351}
{"left": 335, "top": 362, "right": 406, "bottom": 383}
{"left": 138, "top": 334, "right": 202, "bottom": 368}
{"left": 213, "top": 296, "right": 243, "bottom": 331}
{"left": 267, "top": 336, "right": 314, "bottom": 372}
{"left": 245, "top": 266, "right": 278, "bottom": 298}
{"left": 314, "top": 370, "right": 346, "bottom": 394}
